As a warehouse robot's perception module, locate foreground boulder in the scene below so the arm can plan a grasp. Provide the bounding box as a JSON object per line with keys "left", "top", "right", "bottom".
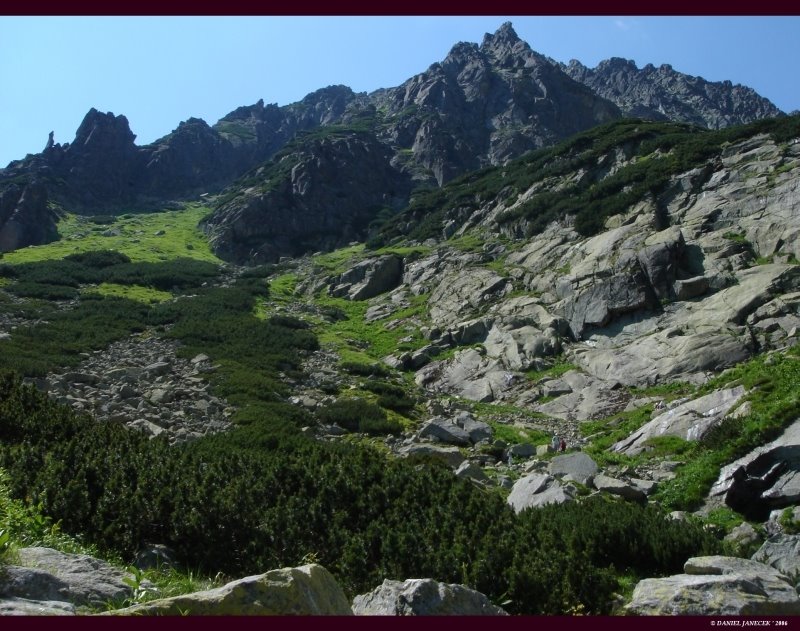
{"left": 625, "top": 556, "right": 800, "bottom": 615}
{"left": 0, "top": 547, "right": 135, "bottom": 608}
{"left": 352, "top": 578, "right": 507, "bottom": 615}
{"left": 0, "top": 598, "right": 76, "bottom": 616}
{"left": 107, "top": 564, "right": 352, "bottom": 615}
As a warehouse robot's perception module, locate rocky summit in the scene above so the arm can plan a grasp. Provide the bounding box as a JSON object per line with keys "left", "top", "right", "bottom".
{"left": 0, "top": 22, "right": 784, "bottom": 256}
{"left": 0, "top": 21, "right": 799, "bottom": 618}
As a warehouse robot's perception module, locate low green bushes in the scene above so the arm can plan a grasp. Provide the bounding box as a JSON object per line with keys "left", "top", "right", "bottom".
{"left": 0, "top": 373, "right": 722, "bottom": 614}
{"left": 316, "top": 398, "right": 403, "bottom": 435}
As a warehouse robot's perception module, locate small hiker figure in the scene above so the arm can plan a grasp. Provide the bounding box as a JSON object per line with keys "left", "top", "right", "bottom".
{"left": 559, "top": 438, "right": 567, "bottom": 452}
{"left": 551, "top": 434, "right": 559, "bottom": 453}
{"left": 507, "top": 452, "right": 513, "bottom": 466}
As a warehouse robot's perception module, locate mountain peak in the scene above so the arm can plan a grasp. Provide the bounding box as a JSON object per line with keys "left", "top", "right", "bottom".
{"left": 480, "top": 21, "right": 537, "bottom": 68}
{"left": 483, "top": 21, "right": 520, "bottom": 46}
{"left": 481, "top": 22, "right": 526, "bottom": 53}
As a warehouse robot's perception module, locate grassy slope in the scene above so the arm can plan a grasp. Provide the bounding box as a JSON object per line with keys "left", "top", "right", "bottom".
{"left": 2, "top": 204, "right": 220, "bottom": 265}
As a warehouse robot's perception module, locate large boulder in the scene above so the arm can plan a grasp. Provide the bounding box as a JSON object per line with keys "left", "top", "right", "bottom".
{"left": 548, "top": 452, "right": 598, "bottom": 485}
{"left": 591, "top": 474, "right": 647, "bottom": 503}
{"left": 0, "top": 598, "right": 76, "bottom": 616}
{"left": 626, "top": 556, "right": 800, "bottom": 615}
{"left": 418, "top": 417, "right": 472, "bottom": 446}
{"left": 415, "top": 348, "right": 509, "bottom": 403}
{"left": 483, "top": 324, "right": 561, "bottom": 370}
{"left": 329, "top": 255, "right": 404, "bottom": 301}
{"left": 559, "top": 265, "right": 658, "bottom": 340}
{"left": 454, "top": 412, "right": 493, "bottom": 443}
{"left": 710, "top": 418, "right": 800, "bottom": 520}
{"left": 2, "top": 547, "right": 135, "bottom": 608}
{"left": 506, "top": 473, "right": 575, "bottom": 513}
{"left": 612, "top": 386, "right": 746, "bottom": 456}
{"left": 352, "top": 578, "right": 507, "bottom": 615}
{"left": 107, "top": 564, "right": 352, "bottom": 615}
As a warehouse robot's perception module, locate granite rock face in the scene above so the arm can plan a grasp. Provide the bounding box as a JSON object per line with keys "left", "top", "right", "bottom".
{"left": 204, "top": 131, "right": 412, "bottom": 263}
{"left": 0, "top": 180, "right": 58, "bottom": 252}
{"left": 108, "top": 564, "right": 353, "bottom": 616}
{"left": 626, "top": 556, "right": 800, "bottom": 615}
{"left": 352, "top": 578, "right": 507, "bottom": 616}
{"left": 563, "top": 56, "right": 783, "bottom": 129}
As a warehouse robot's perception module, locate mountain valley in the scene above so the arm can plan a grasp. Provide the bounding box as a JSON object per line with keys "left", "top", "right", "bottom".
{"left": 0, "top": 23, "right": 799, "bottom": 617}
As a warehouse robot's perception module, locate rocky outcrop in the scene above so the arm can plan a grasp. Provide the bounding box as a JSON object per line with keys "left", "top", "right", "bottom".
{"left": 329, "top": 255, "right": 404, "bottom": 300}
{"left": 0, "top": 547, "right": 137, "bottom": 611}
{"left": 625, "top": 556, "right": 800, "bottom": 615}
{"left": 591, "top": 474, "right": 647, "bottom": 503}
{"left": 751, "top": 534, "right": 800, "bottom": 581}
{"left": 563, "top": 57, "right": 783, "bottom": 130}
{"left": 205, "top": 131, "right": 412, "bottom": 263}
{"left": 372, "top": 22, "right": 620, "bottom": 185}
{"left": 548, "top": 452, "right": 598, "bottom": 486}
{"left": 352, "top": 578, "right": 507, "bottom": 615}
{"left": 108, "top": 564, "right": 352, "bottom": 615}
{"left": 710, "top": 418, "right": 800, "bottom": 520}
{"left": 530, "top": 370, "right": 630, "bottom": 422}
{"left": 0, "top": 180, "right": 58, "bottom": 252}
{"left": 612, "top": 386, "right": 747, "bottom": 456}
{"left": 506, "top": 472, "right": 576, "bottom": 513}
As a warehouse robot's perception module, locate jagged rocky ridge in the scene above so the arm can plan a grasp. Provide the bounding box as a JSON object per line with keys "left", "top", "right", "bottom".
{"left": 562, "top": 57, "right": 783, "bottom": 130}
{"left": 0, "top": 23, "right": 784, "bottom": 258}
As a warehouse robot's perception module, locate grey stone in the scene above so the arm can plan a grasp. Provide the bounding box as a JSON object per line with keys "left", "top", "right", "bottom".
{"left": 752, "top": 534, "right": 800, "bottom": 580}
{"left": 674, "top": 276, "right": 709, "bottom": 300}
{"left": 548, "top": 452, "right": 598, "bottom": 486}
{"left": 507, "top": 473, "right": 574, "bottom": 513}
{"left": 107, "top": 564, "right": 352, "bottom": 615}
{"left": 626, "top": 556, "right": 800, "bottom": 615}
{"left": 711, "top": 419, "right": 800, "bottom": 520}
{"left": 418, "top": 418, "right": 471, "bottom": 446}
{"left": 352, "top": 578, "right": 507, "bottom": 615}
{"left": 0, "top": 597, "right": 76, "bottom": 615}
{"left": 509, "top": 443, "right": 535, "bottom": 458}
{"left": 612, "top": 386, "right": 746, "bottom": 456}
{"left": 143, "top": 361, "right": 172, "bottom": 377}
{"left": 592, "top": 474, "right": 647, "bottom": 503}
{"left": 454, "top": 461, "right": 488, "bottom": 482}
{"left": 10, "top": 547, "right": 134, "bottom": 607}
{"left": 331, "top": 255, "right": 403, "bottom": 301}
{"left": 455, "top": 415, "right": 493, "bottom": 443}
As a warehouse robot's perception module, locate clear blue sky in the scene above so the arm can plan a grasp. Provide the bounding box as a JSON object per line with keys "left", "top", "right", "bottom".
{"left": 1, "top": 16, "right": 798, "bottom": 167}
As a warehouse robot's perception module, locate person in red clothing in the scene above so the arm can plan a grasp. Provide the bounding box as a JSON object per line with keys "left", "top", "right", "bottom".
{"left": 559, "top": 438, "right": 567, "bottom": 452}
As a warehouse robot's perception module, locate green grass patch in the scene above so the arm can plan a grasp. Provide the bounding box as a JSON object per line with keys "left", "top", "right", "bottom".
{"left": 2, "top": 204, "right": 220, "bottom": 265}
{"left": 311, "top": 244, "right": 365, "bottom": 274}
{"left": 652, "top": 347, "right": 800, "bottom": 513}
{"left": 314, "top": 293, "right": 429, "bottom": 363}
